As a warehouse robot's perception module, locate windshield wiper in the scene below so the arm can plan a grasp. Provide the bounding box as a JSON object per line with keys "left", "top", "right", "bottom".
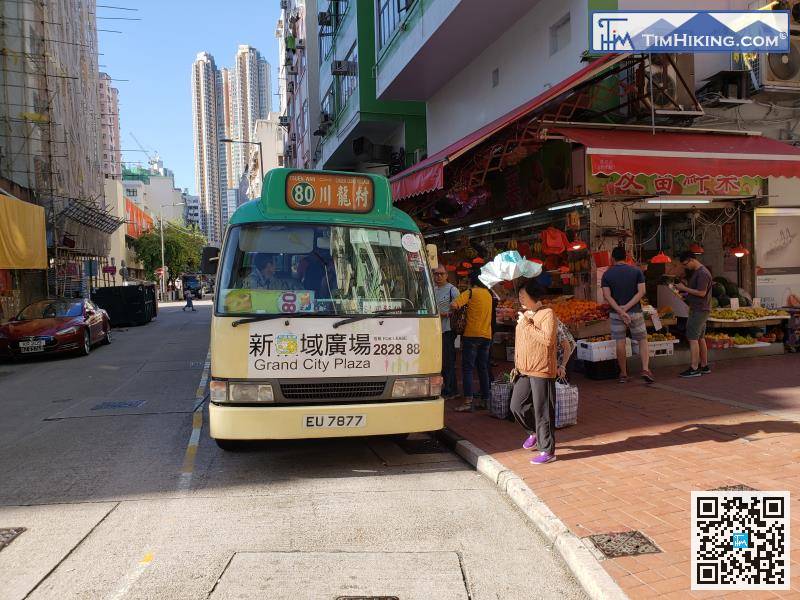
{"left": 231, "top": 314, "right": 288, "bottom": 327}
{"left": 332, "top": 308, "right": 414, "bottom": 329}
{"left": 231, "top": 311, "right": 339, "bottom": 327}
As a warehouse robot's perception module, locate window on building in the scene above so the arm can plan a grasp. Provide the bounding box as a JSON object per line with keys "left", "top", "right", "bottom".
{"left": 321, "top": 84, "right": 335, "bottom": 123}
{"left": 318, "top": 0, "right": 348, "bottom": 61}
{"left": 378, "top": 0, "right": 415, "bottom": 50}
{"left": 550, "top": 13, "right": 571, "bottom": 55}
{"left": 125, "top": 188, "right": 138, "bottom": 197}
{"left": 338, "top": 43, "right": 358, "bottom": 111}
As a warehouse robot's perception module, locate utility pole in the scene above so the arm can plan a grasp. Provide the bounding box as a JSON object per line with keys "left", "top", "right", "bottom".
{"left": 159, "top": 207, "right": 166, "bottom": 300}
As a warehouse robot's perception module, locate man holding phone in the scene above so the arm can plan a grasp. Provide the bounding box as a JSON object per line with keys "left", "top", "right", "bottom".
{"left": 675, "top": 251, "right": 713, "bottom": 378}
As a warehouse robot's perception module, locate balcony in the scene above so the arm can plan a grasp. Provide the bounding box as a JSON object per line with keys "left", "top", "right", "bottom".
{"left": 376, "top": 0, "right": 537, "bottom": 101}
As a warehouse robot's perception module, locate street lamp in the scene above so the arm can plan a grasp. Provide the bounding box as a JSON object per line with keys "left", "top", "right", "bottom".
{"left": 159, "top": 202, "right": 186, "bottom": 301}
{"left": 220, "top": 137, "right": 264, "bottom": 182}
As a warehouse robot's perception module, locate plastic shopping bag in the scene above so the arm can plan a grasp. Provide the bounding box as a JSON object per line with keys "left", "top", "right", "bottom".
{"left": 479, "top": 251, "right": 543, "bottom": 289}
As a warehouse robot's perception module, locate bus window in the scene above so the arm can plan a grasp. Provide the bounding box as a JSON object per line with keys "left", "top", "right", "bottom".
{"left": 216, "top": 223, "right": 435, "bottom": 316}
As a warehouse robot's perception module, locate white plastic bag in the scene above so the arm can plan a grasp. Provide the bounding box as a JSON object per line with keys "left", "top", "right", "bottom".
{"left": 479, "top": 251, "right": 543, "bottom": 289}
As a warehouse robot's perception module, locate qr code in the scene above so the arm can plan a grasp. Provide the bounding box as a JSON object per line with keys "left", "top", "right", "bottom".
{"left": 692, "top": 491, "right": 790, "bottom": 590}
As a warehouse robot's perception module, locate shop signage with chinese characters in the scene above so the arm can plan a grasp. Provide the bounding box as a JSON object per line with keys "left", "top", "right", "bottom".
{"left": 588, "top": 172, "right": 763, "bottom": 197}
{"left": 286, "top": 171, "right": 374, "bottom": 213}
{"left": 246, "top": 318, "right": 421, "bottom": 378}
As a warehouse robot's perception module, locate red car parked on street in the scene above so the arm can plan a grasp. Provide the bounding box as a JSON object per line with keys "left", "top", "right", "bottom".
{"left": 0, "top": 298, "right": 111, "bottom": 359}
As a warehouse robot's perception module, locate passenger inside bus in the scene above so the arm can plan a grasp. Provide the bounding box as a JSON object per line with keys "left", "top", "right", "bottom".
{"left": 240, "top": 254, "right": 301, "bottom": 290}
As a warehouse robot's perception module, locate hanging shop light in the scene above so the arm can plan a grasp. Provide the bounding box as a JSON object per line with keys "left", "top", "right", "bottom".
{"left": 471, "top": 257, "right": 486, "bottom": 265}
{"left": 649, "top": 209, "right": 672, "bottom": 264}
{"left": 731, "top": 244, "right": 750, "bottom": 258}
{"left": 461, "top": 261, "right": 473, "bottom": 269}
{"left": 456, "top": 269, "right": 469, "bottom": 276}
{"left": 569, "top": 234, "right": 587, "bottom": 251}
{"left": 650, "top": 251, "right": 672, "bottom": 264}
{"left": 688, "top": 242, "right": 705, "bottom": 254}
{"left": 445, "top": 264, "right": 457, "bottom": 271}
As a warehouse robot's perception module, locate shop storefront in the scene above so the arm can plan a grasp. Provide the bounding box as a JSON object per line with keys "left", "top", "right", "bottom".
{"left": 390, "top": 56, "right": 800, "bottom": 365}
{"left": 0, "top": 194, "right": 48, "bottom": 322}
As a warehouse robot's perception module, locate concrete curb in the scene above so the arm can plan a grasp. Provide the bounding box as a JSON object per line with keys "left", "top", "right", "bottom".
{"left": 436, "top": 428, "right": 628, "bottom": 600}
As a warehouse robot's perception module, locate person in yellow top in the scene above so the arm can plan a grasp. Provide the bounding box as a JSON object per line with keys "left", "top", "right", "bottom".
{"left": 450, "top": 272, "right": 494, "bottom": 412}
{"left": 511, "top": 278, "right": 558, "bottom": 465}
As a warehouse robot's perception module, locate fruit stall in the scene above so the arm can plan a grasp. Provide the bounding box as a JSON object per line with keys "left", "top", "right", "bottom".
{"left": 706, "top": 307, "right": 791, "bottom": 349}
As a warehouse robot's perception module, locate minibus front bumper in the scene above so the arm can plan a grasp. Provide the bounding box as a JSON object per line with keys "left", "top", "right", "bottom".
{"left": 209, "top": 397, "right": 444, "bottom": 440}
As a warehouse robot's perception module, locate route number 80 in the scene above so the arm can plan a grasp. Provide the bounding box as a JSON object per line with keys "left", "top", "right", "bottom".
{"left": 291, "top": 182, "right": 315, "bottom": 206}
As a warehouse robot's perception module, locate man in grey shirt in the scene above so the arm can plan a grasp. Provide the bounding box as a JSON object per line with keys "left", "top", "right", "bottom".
{"left": 676, "top": 251, "right": 713, "bottom": 378}
{"left": 433, "top": 265, "right": 458, "bottom": 399}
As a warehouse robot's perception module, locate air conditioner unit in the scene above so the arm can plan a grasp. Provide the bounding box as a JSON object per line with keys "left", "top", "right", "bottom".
{"left": 287, "top": 81, "right": 295, "bottom": 94}
{"left": 280, "top": 0, "right": 288, "bottom": 8}
{"left": 296, "top": 38, "right": 305, "bottom": 50}
{"left": 320, "top": 111, "right": 333, "bottom": 125}
{"left": 318, "top": 11, "right": 332, "bottom": 27}
{"left": 644, "top": 54, "right": 699, "bottom": 113}
{"left": 290, "top": 132, "right": 297, "bottom": 142}
{"left": 278, "top": 115, "right": 290, "bottom": 127}
{"left": 757, "top": 37, "right": 800, "bottom": 90}
{"left": 287, "top": 66, "right": 298, "bottom": 75}
{"left": 353, "top": 136, "right": 392, "bottom": 165}
{"left": 331, "top": 60, "right": 357, "bottom": 76}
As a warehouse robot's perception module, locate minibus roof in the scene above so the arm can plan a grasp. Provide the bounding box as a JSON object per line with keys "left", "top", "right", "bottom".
{"left": 229, "top": 168, "right": 419, "bottom": 232}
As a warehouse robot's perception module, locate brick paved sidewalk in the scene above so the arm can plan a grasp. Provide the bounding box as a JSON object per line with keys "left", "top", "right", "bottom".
{"left": 446, "top": 355, "right": 800, "bottom": 599}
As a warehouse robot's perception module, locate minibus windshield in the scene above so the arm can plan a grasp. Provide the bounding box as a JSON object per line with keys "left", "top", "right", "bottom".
{"left": 215, "top": 223, "right": 436, "bottom": 317}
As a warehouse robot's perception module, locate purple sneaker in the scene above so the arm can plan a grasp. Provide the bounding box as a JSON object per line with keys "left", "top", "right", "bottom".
{"left": 531, "top": 452, "right": 556, "bottom": 465}
{"left": 522, "top": 435, "right": 537, "bottom": 450}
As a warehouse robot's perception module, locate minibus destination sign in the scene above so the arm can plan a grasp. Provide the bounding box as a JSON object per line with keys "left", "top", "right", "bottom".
{"left": 286, "top": 171, "right": 374, "bottom": 214}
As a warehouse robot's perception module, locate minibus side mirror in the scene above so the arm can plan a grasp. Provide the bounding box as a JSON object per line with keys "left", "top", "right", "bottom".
{"left": 201, "top": 246, "right": 220, "bottom": 275}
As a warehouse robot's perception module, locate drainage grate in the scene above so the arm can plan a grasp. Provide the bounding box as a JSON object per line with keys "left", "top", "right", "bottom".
{"left": 586, "top": 530, "right": 661, "bottom": 558}
{"left": 398, "top": 437, "right": 449, "bottom": 454}
{"left": 0, "top": 528, "right": 26, "bottom": 551}
{"left": 91, "top": 400, "right": 146, "bottom": 410}
{"left": 710, "top": 484, "right": 757, "bottom": 491}
{"left": 189, "top": 360, "right": 205, "bottom": 368}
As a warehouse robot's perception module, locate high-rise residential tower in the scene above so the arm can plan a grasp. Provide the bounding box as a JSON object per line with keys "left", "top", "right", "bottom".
{"left": 220, "top": 67, "right": 235, "bottom": 187}
{"left": 231, "top": 45, "right": 272, "bottom": 184}
{"left": 99, "top": 72, "right": 122, "bottom": 180}
{"left": 191, "top": 51, "right": 225, "bottom": 245}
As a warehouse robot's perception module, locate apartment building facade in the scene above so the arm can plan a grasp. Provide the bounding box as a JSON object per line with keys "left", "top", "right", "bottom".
{"left": 191, "top": 51, "right": 226, "bottom": 245}
{"left": 280, "top": 0, "right": 321, "bottom": 169}
{"left": 309, "top": 0, "right": 426, "bottom": 174}
{"left": 99, "top": 72, "right": 123, "bottom": 180}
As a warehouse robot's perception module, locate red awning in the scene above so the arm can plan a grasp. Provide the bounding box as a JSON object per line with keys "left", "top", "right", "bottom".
{"left": 390, "top": 54, "right": 625, "bottom": 201}
{"left": 552, "top": 127, "right": 800, "bottom": 179}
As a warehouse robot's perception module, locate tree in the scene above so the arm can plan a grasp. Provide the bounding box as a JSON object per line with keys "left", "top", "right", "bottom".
{"left": 132, "top": 222, "right": 206, "bottom": 284}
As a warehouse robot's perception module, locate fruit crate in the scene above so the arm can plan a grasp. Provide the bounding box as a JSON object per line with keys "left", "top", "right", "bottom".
{"left": 632, "top": 338, "right": 678, "bottom": 357}
{"left": 577, "top": 338, "right": 631, "bottom": 362}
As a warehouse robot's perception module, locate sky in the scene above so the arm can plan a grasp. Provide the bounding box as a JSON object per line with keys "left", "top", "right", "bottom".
{"left": 98, "top": 0, "right": 282, "bottom": 195}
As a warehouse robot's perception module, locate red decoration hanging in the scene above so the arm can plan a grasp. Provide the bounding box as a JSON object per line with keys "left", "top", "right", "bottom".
{"left": 731, "top": 244, "right": 750, "bottom": 258}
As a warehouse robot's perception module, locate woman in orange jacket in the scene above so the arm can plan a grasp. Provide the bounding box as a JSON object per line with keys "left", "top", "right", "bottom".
{"left": 511, "top": 278, "right": 558, "bottom": 465}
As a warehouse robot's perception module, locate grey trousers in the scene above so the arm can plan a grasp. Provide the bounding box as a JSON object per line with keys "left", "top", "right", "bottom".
{"left": 510, "top": 375, "right": 556, "bottom": 455}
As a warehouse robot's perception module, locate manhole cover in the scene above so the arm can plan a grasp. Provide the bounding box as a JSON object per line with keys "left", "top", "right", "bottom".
{"left": 711, "top": 484, "right": 757, "bottom": 491}
{"left": 91, "top": 400, "right": 146, "bottom": 410}
{"left": 586, "top": 530, "right": 661, "bottom": 558}
{"left": 0, "top": 528, "right": 26, "bottom": 551}
{"left": 398, "top": 437, "right": 449, "bottom": 454}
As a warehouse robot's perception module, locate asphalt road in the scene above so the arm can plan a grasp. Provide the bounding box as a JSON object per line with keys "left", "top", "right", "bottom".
{"left": 0, "top": 301, "right": 586, "bottom": 600}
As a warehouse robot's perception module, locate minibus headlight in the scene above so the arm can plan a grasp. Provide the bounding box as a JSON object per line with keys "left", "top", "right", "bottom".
{"left": 391, "top": 376, "right": 441, "bottom": 398}
{"left": 210, "top": 380, "right": 228, "bottom": 403}
{"left": 229, "top": 383, "right": 275, "bottom": 403}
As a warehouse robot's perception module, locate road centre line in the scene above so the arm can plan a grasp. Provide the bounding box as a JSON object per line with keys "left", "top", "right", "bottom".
{"left": 178, "top": 350, "right": 210, "bottom": 492}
